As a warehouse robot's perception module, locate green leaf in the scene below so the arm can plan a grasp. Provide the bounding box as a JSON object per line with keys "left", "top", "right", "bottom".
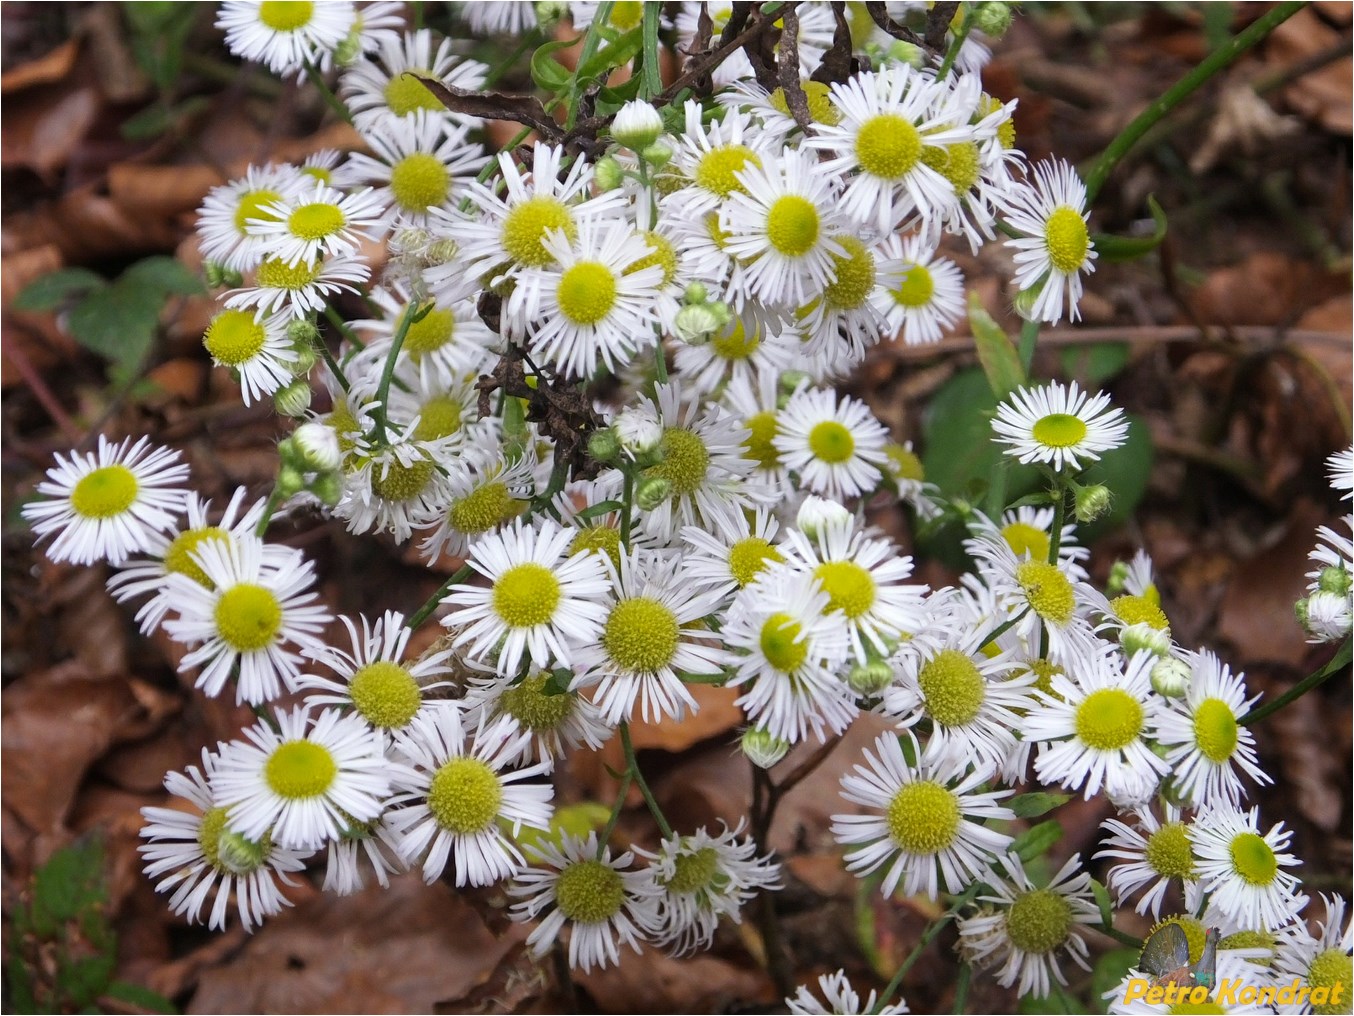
{"left": 1090, "top": 949, "right": 1140, "bottom": 1014}
{"left": 120, "top": 255, "right": 204, "bottom": 297}
{"left": 1076, "top": 413, "right": 1154, "bottom": 539}
{"left": 59, "top": 953, "right": 117, "bottom": 1009}
{"left": 104, "top": 980, "right": 178, "bottom": 1014}
{"left": 530, "top": 36, "right": 579, "bottom": 93}
{"left": 32, "top": 839, "right": 106, "bottom": 928}
{"left": 65, "top": 281, "right": 162, "bottom": 371}
{"left": 576, "top": 499, "right": 624, "bottom": 520}
{"left": 1059, "top": 342, "right": 1130, "bottom": 387}
{"left": 577, "top": 26, "right": 644, "bottom": 83}
{"left": 13, "top": 268, "right": 106, "bottom": 311}
{"left": 1090, "top": 877, "right": 1116, "bottom": 930}
{"left": 1091, "top": 194, "right": 1168, "bottom": 263}
{"left": 1010, "top": 819, "right": 1063, "bottom": 862}
{"left": 968, "top": 292, "right": 1025, "bottom": 399}
{"left": 921, "top": 368, "right": 1042, "bottom": 501}
{"left": 1008, "top": 792, "right": 1071, "bottom": 819}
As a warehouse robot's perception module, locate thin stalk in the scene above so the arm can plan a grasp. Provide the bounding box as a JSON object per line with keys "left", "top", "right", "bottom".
{"left": 1101, "top": 924, "right": 1144, "bottom": 949}
{"left": 323, "top": 304, "right": 362, "bottom": 348}
{"left": 253, "top": 485, "right": 286, "bottom": 537}
{"left": 404, "top": 564, "right": 474, "bottom": 630}
{"left": 596, "top": 767, "right": 635, "bottom": 858}
{"left": 934, "top": 5, "right": 972, "bottom": 82}
{"left": 1017, "top": 318, "right": 1040, "bottom": 376}
{"left": 620, "top": 467, "right": 635, "bottom": 544}
{"left": 951, "top": 963, "right": 971, "bottom": 1014}
{"left": 304, "top": 62, "right": 355, "bottom": 126}
{"left": 640, "top": 1, "right": 663, "bottom": 99}
{"left": 870, "top": 888, "right": 977, "bottom": 1015}
{"left": 566, "top": 1, "right": 615, "bottom": 130}
{"left": 620, "top": 722, "right": 673, "bottom": 838}
{"left": 1083, "top": 0, "right": 1306, "bottom": 202}
{"left": 316, "top": 338, "right": 351, "bottom": 394}
{"left": 1240, "top": 637, "right": 1351, "bottom": 726}
{"left": 370, "top": 301, "right": 428, "bottom": 445}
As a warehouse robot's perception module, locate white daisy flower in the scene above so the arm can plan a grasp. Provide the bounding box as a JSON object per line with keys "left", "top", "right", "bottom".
{"left": 415, "top": 446, "right": 534, "bottom": 561}
{"left": 979, "top": 506, "right": 1090, "bottom": 580}
{"left": 164, "top": 535, "right": 331, "bottom": 705}
{"left": 224, "top": 250, "right": 370, "bottom": 319}
{"left": 1188, "top": 805, "right": 1307, "bottom": 931}
{"left": 1306, "top": 516, "right": 1353, "bottom": 594}
{"left": 333, "top": 430, "right": 454, "bottom": 544}
{"left": 299, "top": 610, "right": 456, "bottom": 734}
{"left": 1095, "top": 803, "right": 1199, "bottom": 919}
{"left": 957, "top": 854, "right": 1100, "bottom": 999}
{"left": 780, "top": 513, "right": 929, "bottom": 664}
{"left": 508, "top": 219, "right": 665, "bottom": 379}
{"left": 721, "top": 369, "right": 795, "bottom": 496}
{"left": 462, "top": 0, "right": 538, "bottom": 34}
{"left": 211, "top": 705, "right": 392, "bottom": 851}
{"left": 571, "top": 549, "right": 728, "bottom": 726}
{"left": 1106, "top": 948, "right": 1274, "bottom": 1015}
{"left": 786, "top": 969, "right": 909, "bottom": 1015}
{"left": 217, "top": 0, "right": 357, "bottom": 79}
{"left": 24, "top": 435, "right": 189, "bottom": 567}
{"left": 338, "top": 112, "right": 488, "bottom": 229}
{"left": 245, "top": 179, "right": 386, "bottom": 267}
{"left": 1328, "top": 445, "right": 1354, "bottom": 499}
{"left": 138, "top": 750, "right": 309, "bottom": 934}
{"left": 721, "top": 148, "right": 847, "bottom": 308}
{"left": 876, "top": 232, "right": 966, "bottom": 346}
{"left": 666, "top": 100, "right": 775, "bottom": 218}
{"left": 386, "top": 707, "right": 554, "bottom": 886}
{"left": 774, "top": 386, "right": 890, "bottom": 502}
{"left": 1155, "top": 650, "right": 1270, "bottom": 808}
{"left": 673, "top": 305, "right": 797, "bottom": 397}
{"left": 804, "top": 64, "right": 971, "bottom": 234}
{"left": 716, "top": 77, "right": 846, "bottom": 144}
{"left": 1005, "top": 158, "right": 1098, "bottom": 324}
{"left": 350, "top": 283, "right": 497, "bottom": 394}
{"left": 722, "top": 569, "right": 855, "bottom": 744}
{"left": 196, "top": 163, "right": 306, "bottom": 271}
{"left": 507, "top": 831, "right": 663, "bottom": 973}
{"left": 201, "top": 307, "right": 299, "bottom": 406}
{"left": 794, "top": 233, "right": 898, "bottom": 369}
{"left": 993, "top": 380, "right": 1129, "bottom": 473}
{"left": 441, "top": 516, "right": 611, "bottom": 677}
{"left": 680, "top": 507, "right": 784, "bottom": 603}
{"left": 832, "top": 731, "right": 1015, "bottom": 901}
{"left": 106, "top": 487, "right": 282, "bottom": 635}
{"left": 461, "top": 670, "right": 613, "bottom": 771}
{"left": 319, "top": 806, "right": 406, "bottom": 895}
{"left": 341, "top": 29, "right": 489, "bottom": 133}
{"left": 1271, "top": 894, "right": 1352, "bottom": 1015}
{"left": 1024, "top": 647, "right": 1170, "bottom": 808}
{"left": 637, "top": 821, "right": 781, "bottom": 957}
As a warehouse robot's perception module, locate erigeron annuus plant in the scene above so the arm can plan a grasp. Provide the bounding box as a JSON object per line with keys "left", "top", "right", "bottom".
{"left": 20, "top": 1, "right": 1350, "bottom": 1012}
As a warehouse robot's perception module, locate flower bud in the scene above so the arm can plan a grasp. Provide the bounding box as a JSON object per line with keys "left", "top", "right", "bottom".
{"left": 534, "top": 0, "right": 569, "bottom": 28}
{"left": 426, "top": 238, "right": 459, "bottom": 266}
{"left": 310, "top": 471, "right": 343, "bottom": 507}
{"left": 1316, "top": 565, "right": 1352, "bottom": 597}
{"left": 202, "top": 261, "right": 243, "bottom": 289}
{"left": 847, "top": 660, "right": 894, "bottom": 696}
{"left": 217, "top": 828, "right": 268, "bottom": 875}
{"left": 639, "top": 140, "right": 673, "bottom": 168}
{"left": 973, "top": 2, "right": 1013, "bottom": 38}
{"left": 1120, "top": 622, "right": 1172, "bottom": 659}
{"left": 1074, "top": 483, "right": 1112, "bottom": 523}
{"left": 778, "top": 370, "right": 810, "bottom": 397}
{"left": 289, "top": 344, "right": 318, "bottom": 375}
{"left": 636, "top": 475, "right": 672, "bottom": 511}
{"left": 612, "top": 99, "right": 664, "bottom": 151}
{"left": 613, "top": 409, "right": 662, "bottom": 456}
{"left": 683, "top": 281, "right": 709, "bottom": 305}
{"left": 293, "top": 421, "right": 342, "bottom": 471}
{"left": 887, "top": 40, "right": 925, "bottom": 68}
{"left": 1105, "top": 561, "right": 1130, "bottom": 596}
{"left": 286, "top": 319, "right": 320, "bottom": 346}
{"left": 1150, "top": 657, "right": 1191, "bottom": 699}
{"left": 673, "top": 303, "right": 723, "bottom": 345}
{"left": 593, "top": 154, "right": 624, "bottom": 192}
{"left": 588, "top": 427, "right": 621, "bottom": 465}
{"left": 796, "top": 495, "right": 852, "bottom": 539}
{"left": 334, "top": 29, "right": 362, "bottom": 66}
{"left": 1013, "top": 283, "right": 1043, "bottom": 322}
{"left": 741, "top": 727, "right": 790, "bottom": 769}
{"left": 276, "top": 463, "right": 306, "bottom": 499}
{"left": 273, "top": 378, "right": 313, "bottom": 418}
{"left": 1299, "top": 590, "right": 1353, "bottom": 642}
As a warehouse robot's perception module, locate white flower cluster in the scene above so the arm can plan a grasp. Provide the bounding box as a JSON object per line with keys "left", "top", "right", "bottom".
{"left": 18, "top": 2, "right": 1349, "bottom": 1009}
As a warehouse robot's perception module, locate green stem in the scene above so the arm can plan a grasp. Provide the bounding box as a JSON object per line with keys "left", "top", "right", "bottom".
{"left": 304, "top": 61, "right": 355, "bottom": 126}
{"left": 872, "top": 886, "right": 979, "bottom": 1015}
{"left": 1048, "top": 477, "right": 1068, "bottom": 565}
{"left": 1240, "top": 637, "right": 1351, "bottom": 726}
{"left": 323, "top": 304, "right": 362, "bottom": 348}
{"left": 620, "top": 722, "right": 673, "bottom": 838}
{"left": 370, "top": 301, "right": 428, "bottom": 446}
{"left": 1102, "top": 923, "right": 1145, "bottom": 949}
{"left": 1083, "top": 0, "right": 1306, "bottom": 202}
{"left": 596, "top": 766, "right": 634, "bottom": 858}
{"left": 951, "top": 962, "right": 971, "bottom": 1014}
{"left": 620, "top": 467, "right": 635, "bottom": 544}
{"left": 316, "top": 337, "right": 351, "bottom": 394}
{"left": 640, "top": 1, "right": 663, "bottom": 99}
{"left": 404, "top": 563, "right": 474, "bottom": 630}
{"left": 253, "top": 484, "right": 286, "bottom": 537}
{"left": 934, "top": 3, "right": 973, "bottom": 82}
{"left": 977, "top": 606, "right": 1029, "bottom": 650}
{"left": 567, "top": 1, "right": 614, "bottom": 130}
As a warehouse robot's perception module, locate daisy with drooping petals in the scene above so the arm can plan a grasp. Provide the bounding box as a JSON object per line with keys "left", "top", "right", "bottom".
{"left": 164, "top": 535, "right": 331, "bottom": 705}
{"left": 992, "top": 380, "right": 1129, "bottom": 471}
{"left": 1023, "top": 647, "right": 1170, "bottom": 809}
{"left": 508, "top": 220, "right": 665, "bottom": 379}
{"left": 138, "top": 749, "right": 309, "bottom": 934}
{"left": 1188, "top": 805, "right": 1307, "bottom": 931}
{"left": 211, "top": 705, "right": 392, "bottom": 851}
{"left": 774, "top": 386, "right": 890, "bottom": 502}
{"left": 461, "top": 670, "right": 613, "bottom": 770}
{"left": 217, "top": 0, "right": 357, "bottom": 79}
{"left": 1155, "top": 650, "right": 1270, "bottom": 808}
{"left": 416, "top": 446, "right": 534, "bottom": 561}
{"left": 832, "top": 732, "right": 1015, "bottom": 901}
{"left": 571, "top": 549, "right": 728, "bottom": 725}
{"left": 319, "top": 806, "right": 406, "bottom": 896}
{"left": 24, "top": 435, "right": 190, "bottom": 567}
{"left": 721, "top": 148, "right": 847, "bottom": 308}
{"left": 300, "top": 610, "right": 456, "bottom": 734}
{"left": 1328, "top": 445, "right": 1354, "bottom": 499}
{"left": 1005, "top": 158, "right": 1098, "bottom": 323}
{"left": 508, "top": 831, "right": 663, "bottom": 973}
{"left": 386, "top": 707, "right": 554, "bottom": 886}
{"left": 201, "top": 307, "right": 299, "bottom": 406}
{"left": 442, "top": 516, "right": 611, "bottom": 677}
{"left": 786, "top": 969, "right": 909, "bottom": 1015}
{"left": 1095, "top": 802, "right": 1198, "bottom": 919}
{"left": 350, "top": 283, "right": 497, "bottom": 394}
{"left": 958, "top": 854, "right": 1100, "bottom": 999}
{"left": 224, "top": 250, "right": 370, "bottom": 319}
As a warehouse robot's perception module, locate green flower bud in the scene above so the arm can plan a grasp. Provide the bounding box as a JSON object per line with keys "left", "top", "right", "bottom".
{"left": 293, "top": 421, "right": 342, "bottom": 471}
{"left": 973, "top": 2, "right": 1013, "bottom": 38}
{"left": 796, "top": 495, "right": 852, "bottom": 539}
{"left": 1074, "top": 483, "right": 1113, "bottom": 523}
{"left": 847, "top": 660, "right": 894, "bottom": 696}
{"left": 276, "top": 464, "right": 306, "bottom": 499}
{"left": 202, "top": 261, "right": 242, "bottom": 289}
{"left": 1013, "top": 284, "right": 1043, "bottom": 322}
{"left": 286, "top": 319, "right": 320, "bottom": 346}
{"left": 1150, "top": 657, "right": 1191, "bottom": 699}
{"left": 639, "top": 140, "right": 673, "bottom": 168}
{"left": 612, "top": 100, "right": 664, "bottom": 151}
{"left": 683, "top": 281, "right": 709, "bottom": 305}
{"left": 887, "top": 40, "right": 925, "bottom": 68}
{"left": 635, "top": 475, "right": 672, "bottom": 511}
{"left": 741, "top": 727, "right": 790, "bottom": 769}
{"left": 1105, "top": 561, "right": 1131, "bottom": 596}
{"left": 273, "top": 379, "right": 312, "bottom": 418}
{"left": 673, "top": 303, "right": 723, "bottom": 345}
{"left": 593, "top": 154, "right": 625, "bottom": 192}
{"left": 588, "top": 427, "right": 621, "bottom": 465}
{"left": 1317, "top": 565, "right": 1352, "bottom": 597}
{"left": 309, "top": 471, "right": 343, "bottom": 507}
{"left": 1121, "top": 622, "right": 1172, "bottom": 659}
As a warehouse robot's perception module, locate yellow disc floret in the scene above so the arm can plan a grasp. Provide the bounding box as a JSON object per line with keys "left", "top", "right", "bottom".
{"left": 204, "top": 309, "right": 268, "bottom": 366}
{"left": 602, "top": 597, "right": 680, "bottom": 673}
{"left": 214, "top": 583, "right": 283, "bottom": 652}
{"left": 70, "top": 465, "right": 139, "bottom": 520}
{"left": 885, "top": 780, "right": 960, "bottom": 853}
{"left": 264, "top": 740, "right": 337, "bottom": 799}
{"left": 492, "top": 563, "right": 561, "bottom": 628}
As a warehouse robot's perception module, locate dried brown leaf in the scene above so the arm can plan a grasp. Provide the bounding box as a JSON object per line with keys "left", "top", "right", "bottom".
{"left": 576, "top": 946, "right": 773, "bottom": 1012}
{"left": 1268, "top": 687, "right": 1345, "bottom": 831}
{"left": 0, "top": 38, "right": 79, "bottom": 93}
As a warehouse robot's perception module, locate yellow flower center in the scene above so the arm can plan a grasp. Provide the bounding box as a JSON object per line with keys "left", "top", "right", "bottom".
{"left": 1228, "top": 832, "right": 1277, "bottom": 887}
{"left": 1111, "top": 594, "right": 1169, "bottom": 630}
{"left": 1006, "top": 889, "right": 1072, "bottom": 955}
{"left": 710, "top": 317, "right": 761, "bottom": 360}
{"left": 742, "top": 411, "right": 781, "bottom": 471}
{"left": 499, "top": 673, "right": 575, "bottom": 731}
{"left": 214, "top": 583, "right": 283, "bottom": 652}
{"left": 814, "top": 560, "right": 875, "bottom": 619}
{"left": 413, "top": 395, "right": 464, "bottom": 441}
{"left": 855, "top": 114, "right": 922, "bottom": 180}
{"left": 70, "top": 465, "right": 139, "bottom": 520}
{"left": 232, "top": 188, "right": 284, "bottom": 233}
{"left": 886, "top": 443, "right": 924, "bottom": 481}
{"left": 759, "top": 612, "right": 808, "bottom": 672}
{"left": 647, "top": 427, "right": 710, "bottom": 497}
{"left": 501, "top": 196, "right": 576, "bottom": 268}
{"left": 768, "top": 81, "right": 842, "bottom": 125}
{"left": 921, "top": 140, "right": 982, "bottom": 193}
{"left": 1002, "top": 521, "right": 1051, "bottom": 562}
{"left": 287, "top": 202, "right": 345, "bottom": 241}
{"left": 557, "top": 261, "right": 618, "bottom": 325}
{"left": 608, "top": 0, "right": 643, "bottom": 30}
{"left": 264, "top": 740, "right": 337, "bottom": 799}
{"left": 764, "top": 194, "right": 819, "bottom": 257}
{"left": 1031, "top": 412, "right": 1089, "bottom": 449}
{"left": 728, "top": 536, "right": 782, "bottom": 588}
{"left": 891, "top": 264, "right": 934, "bottom": 308}
{"left": 823, "top": 236, "right": 875, "bottom": 310}
{"left": 383, "top": 73, "right": 444, "bottom": 116}
{"left": 807, "top": 420, "right": 855, "bottom": 464}
{"left": 1044, "top": 206, "right": 1090, "bottom": 274}
{"left": 492, "top": 563, "right": 561, "bottom": 628}
{"left": 1144, "top": 821, "right": 1196, "bottom": 880}
{"left": 1073, "top": 688, "right": 1143, "bottom": 750}
{"left": 885, "top": 780, "right": 960, "bottom": 854}
{"left": 256, "top": 257, "right": 321, "bottom": 290}
{"left": 204, "top": 309, "right": 268, "bottom": 366}
{"left": 163, "top": 527, "right": 229, "bottom": 588}
{"left": 403, "top": 306, "right": 455, "bottom": 356}
{"left": 370, "top": 457, "right": 433, "bottom": 502}
{"left": 663, "top": 846, "right": 721, "bottom": 894}
{"left": 348, "top": 660, "right": 422, "bottom": 729}
{"left": 1015, "top": 560, "right": 1075, "bottom": 624}
{"left": 448, "top": 481, "right": 521, "bottom": 536}
{"left": 570, "top": 525, "right": 623, "bottom": 569}
{"left": 427, "top": 757, "right": 502, "bottom": 833}
{"left": 1309, "top": 950, "right": 1353, "bottom": 1016}
{"left": 602, "top": 597, "right": 680, "bottom": 673}
{"left": 390, "top": 152, "right": 451, "bottom": 212}
{"left": 258, "top": 1, "right": 314, "bottom": 32}
{"left": 1192, "top": 699, "right": 1239, "bottom": 764}
{"left": 555, "top": 859, "right": 625, "bottom": 923}
{"left": 918, "top": 649, "right": 986, "bottom": 727}
{"left": 694, "top": 145, "right": 761, "bottom": 199}
{"left": 624, "top": 230, "right": 679, "bottom": 286}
